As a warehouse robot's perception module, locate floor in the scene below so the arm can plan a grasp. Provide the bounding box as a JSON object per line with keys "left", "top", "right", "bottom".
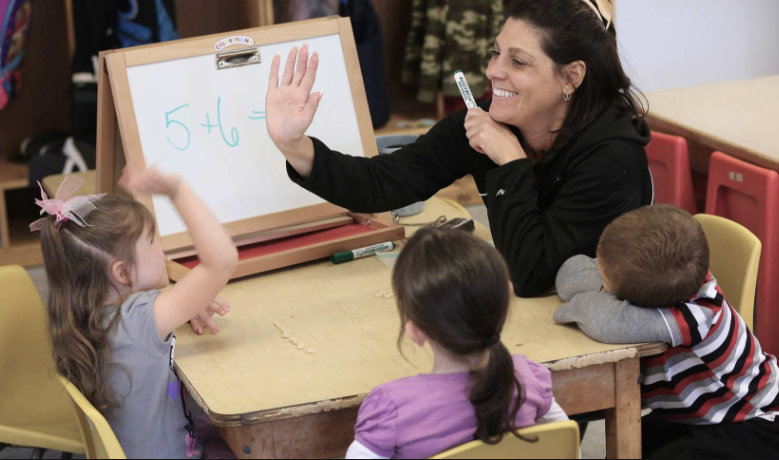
{"left": 2, "top": 205, "right": 607, "bottom": 459}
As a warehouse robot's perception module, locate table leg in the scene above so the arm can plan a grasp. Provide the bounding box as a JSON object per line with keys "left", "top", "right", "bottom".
{"left": 605, "top": 358, "right": 642, "bottom": 459}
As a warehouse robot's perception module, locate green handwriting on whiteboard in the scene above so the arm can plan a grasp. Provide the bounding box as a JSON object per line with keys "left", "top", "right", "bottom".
{"left": 217, "top": 97, "right": 240, "bottom": 148}
{"left": 165, "top": 105, "right": 191, "bottom": 151}
{"left": 165, "top": 98, "right": 265, "bottom": 151}
{"left": 200, "top": 114, "right": 218, "bottom": 134}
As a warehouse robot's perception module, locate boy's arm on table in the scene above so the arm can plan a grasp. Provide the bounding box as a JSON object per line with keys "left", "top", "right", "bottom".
{"left": 554, "top": 256, "right": 680, "bottom": 344}
{"left": 555, "top": 255, "right": 604, "bottom": 302}
{"left": 553, "top": 292, "right": 677, "bottom": 344}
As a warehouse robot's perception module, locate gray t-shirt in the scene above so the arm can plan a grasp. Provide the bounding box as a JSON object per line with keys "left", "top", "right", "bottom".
{"left": 103, "top": 290, "right": 199, "bottom": 459}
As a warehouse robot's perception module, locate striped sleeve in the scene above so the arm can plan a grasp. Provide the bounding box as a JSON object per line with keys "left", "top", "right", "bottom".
{"left": 665, "top": 302, "right": 716, "bottom": 348}
{"left": 657, "top": 308, "right": 683, "bottom": 347}
{"left": 641, "top": 277, "right": 779, "bottom": 425}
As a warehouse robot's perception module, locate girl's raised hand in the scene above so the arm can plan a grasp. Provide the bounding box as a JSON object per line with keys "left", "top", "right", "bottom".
{"left": 119, "top": 163, "right": 182, "bottom": 198}
{"left": 265, "top": 44, "right": 323, "bottom": 150}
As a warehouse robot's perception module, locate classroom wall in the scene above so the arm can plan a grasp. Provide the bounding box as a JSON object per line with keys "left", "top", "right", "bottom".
{"left": 616, "top": 0, "right": 779, "bottom": 92}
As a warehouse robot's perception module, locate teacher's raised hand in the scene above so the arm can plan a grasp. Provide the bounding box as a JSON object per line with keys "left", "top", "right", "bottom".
{"left": 266, "top": 44, "right": 321, "bottom": 177}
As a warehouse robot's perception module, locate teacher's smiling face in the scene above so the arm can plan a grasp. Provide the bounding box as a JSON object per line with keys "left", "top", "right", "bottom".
{"left": 486, "top": 18, "right": 583, "bottom": 137}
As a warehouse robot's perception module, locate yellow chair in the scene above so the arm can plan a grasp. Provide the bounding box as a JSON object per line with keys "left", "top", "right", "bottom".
{"left": 58, "top": 376, "right": 126, "bottom": 459}
{"left": 439, "top": 198, "right": 471, "bottom": 218}
{"left": 0, "top": 266, "right": 84, "bottom": 456}
{"left": 431, "top": 421, "right": 580, "bottom": 459}
{"left": 695, "top": 214, "right": 762, "bottom": 330}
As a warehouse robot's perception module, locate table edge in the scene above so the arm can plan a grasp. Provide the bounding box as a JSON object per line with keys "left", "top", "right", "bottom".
{"left": 645, "top": 112, "right": 779, "bottom": 171}
{"left": 178, "top": 342, "right": 668, "bottom": 427}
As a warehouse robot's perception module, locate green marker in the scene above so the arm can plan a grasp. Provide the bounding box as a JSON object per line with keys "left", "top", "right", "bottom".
{"left": 331, "top": 242, "right": 395, "bottom": 264}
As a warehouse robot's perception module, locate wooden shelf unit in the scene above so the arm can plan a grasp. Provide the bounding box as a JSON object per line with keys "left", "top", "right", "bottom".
{"left": 0, "top": 161, "right": 43, "bottom": 267}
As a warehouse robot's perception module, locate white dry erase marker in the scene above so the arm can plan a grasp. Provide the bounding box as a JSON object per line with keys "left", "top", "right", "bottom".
{"left": 331, "top": 242, "right": 395, "bottom": 264}
{"left": 454, "top": 70, "right": 478, "bottom": 110}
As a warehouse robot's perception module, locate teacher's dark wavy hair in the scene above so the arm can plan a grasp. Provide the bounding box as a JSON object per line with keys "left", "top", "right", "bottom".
{"left": 507, "top": 0, "right": 647, "bottom": 160}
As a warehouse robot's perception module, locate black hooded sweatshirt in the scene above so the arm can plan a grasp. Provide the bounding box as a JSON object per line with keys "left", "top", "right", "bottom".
{"left": 287, "top": 100, "right": 653, "bottom": 297}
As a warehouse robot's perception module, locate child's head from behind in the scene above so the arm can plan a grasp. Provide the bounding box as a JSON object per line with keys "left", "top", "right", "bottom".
{"left": 392, "top": 227, "right": 529, "bottom": 445}
{"left": 597, "top": 205, "right": 710, "bottom": 308}
{"left": 41, "top": 195, "right": 165, "bottom": 413}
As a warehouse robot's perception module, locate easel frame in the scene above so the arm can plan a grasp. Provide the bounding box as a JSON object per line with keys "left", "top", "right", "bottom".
{"left": 96, "top": 17, "right": 404, "bottom": 281}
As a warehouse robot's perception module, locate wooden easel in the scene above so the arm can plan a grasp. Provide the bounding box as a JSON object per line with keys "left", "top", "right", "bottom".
{"left": 96, "top": 17, "right": 405, "bottom": 281}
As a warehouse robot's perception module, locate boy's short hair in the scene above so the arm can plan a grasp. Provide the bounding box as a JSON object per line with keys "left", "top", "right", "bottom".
{"left": 597, "top": 205, "right": 710, "bottom": 308}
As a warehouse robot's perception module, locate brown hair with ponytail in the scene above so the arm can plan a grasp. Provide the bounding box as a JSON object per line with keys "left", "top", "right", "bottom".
{"left": 392, "top": 227, "right": 535, "bottom": 444}
{"left": 40, "top": 195, "right": 156, "bottom": 415}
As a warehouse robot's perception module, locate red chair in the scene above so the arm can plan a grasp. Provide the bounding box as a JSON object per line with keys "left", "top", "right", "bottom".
{"left": 706, "top": 151, "right": 779, "bottom": 355}
{"left": 646, "top": 132, "right": 697, "bottom": 214}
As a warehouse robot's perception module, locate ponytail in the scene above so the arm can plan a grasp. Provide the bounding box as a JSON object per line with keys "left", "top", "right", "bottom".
{"left": 393, "top": 227, "right": 538, "bottom": 445}
{"left": 471, "top": 342, "right": 535, "bottom": 444}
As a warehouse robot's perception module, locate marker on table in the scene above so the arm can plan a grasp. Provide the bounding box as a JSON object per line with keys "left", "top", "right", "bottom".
{"left": 454, "top": 70, "right": 478, "bottom": 110}
{"left": 331, "top": 242, "right": 395, "bottom": 264}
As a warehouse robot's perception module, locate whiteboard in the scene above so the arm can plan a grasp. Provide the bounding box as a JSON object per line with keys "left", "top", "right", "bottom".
{"left": 126, "top": 34, "right": 365, "bottom": 238}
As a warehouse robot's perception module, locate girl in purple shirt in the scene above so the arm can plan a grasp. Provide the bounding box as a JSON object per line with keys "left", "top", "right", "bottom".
{"left": 346, "top": 228, "right": 568, "bottom": 459}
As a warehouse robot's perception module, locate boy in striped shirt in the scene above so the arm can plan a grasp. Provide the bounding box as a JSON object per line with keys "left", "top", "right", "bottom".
{"left": 554, "top": 205, "right": 779, "bottom": 458}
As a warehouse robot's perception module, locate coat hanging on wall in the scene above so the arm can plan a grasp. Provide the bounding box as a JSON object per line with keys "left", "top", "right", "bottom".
{"left": 273, "top": 0, "right": 390, "bottom": 129}
{"left": 402, "top": 0, "right": 504, "bottom": 105}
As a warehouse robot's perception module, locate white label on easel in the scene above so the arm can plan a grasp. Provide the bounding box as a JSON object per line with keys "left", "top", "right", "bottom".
{"left": 215, "top": 36, "right": 255, "bottom": 51}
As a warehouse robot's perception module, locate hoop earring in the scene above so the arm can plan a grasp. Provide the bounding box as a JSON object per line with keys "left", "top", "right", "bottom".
{"left": 563, "top": 90, "right": 572, "bottom": 102}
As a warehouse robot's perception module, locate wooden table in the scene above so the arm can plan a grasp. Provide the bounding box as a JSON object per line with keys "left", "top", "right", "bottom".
{"left": 645, "top": 75, "right": 779, "bottom": 174}
{"left": 174, "top": 198, "right": 665, "bottom": 459}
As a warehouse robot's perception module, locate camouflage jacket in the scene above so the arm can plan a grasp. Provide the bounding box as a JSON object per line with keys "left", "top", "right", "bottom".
{"left": 402, "top": 0, "right": 505, "bottom": 103}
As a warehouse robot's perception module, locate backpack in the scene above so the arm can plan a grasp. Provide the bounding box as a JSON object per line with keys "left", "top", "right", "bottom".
{"left": 0, "top": 0, "right": 32, "bottom": 111}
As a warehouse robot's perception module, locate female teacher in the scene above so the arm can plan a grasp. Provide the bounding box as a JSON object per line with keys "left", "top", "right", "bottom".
{"left": 265, "top": 0, "right": 653, "bottom": 297}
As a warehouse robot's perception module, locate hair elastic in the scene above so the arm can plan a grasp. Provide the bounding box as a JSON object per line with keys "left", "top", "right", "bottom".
{"left": 484, "top": 334, "right": 501, "bottom": 348}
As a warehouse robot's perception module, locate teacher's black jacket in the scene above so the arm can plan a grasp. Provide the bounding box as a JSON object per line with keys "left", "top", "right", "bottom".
{"left": 288, "top": 101, "right": 653, "bottom": 297}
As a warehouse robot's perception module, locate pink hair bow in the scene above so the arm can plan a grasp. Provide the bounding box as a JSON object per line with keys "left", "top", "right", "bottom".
{"left": 29, "top": 176, "right": 106, "bottom": 232}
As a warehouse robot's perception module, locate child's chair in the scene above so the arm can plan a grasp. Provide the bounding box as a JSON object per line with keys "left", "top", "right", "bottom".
{"left": 58, "top": 376, "right": 126, "bottom": 459}
{"left": 694, "top": 214, "right": 762, "bottom": 330}
{"left": 440, "top": 197, "right": 471, "bottom": 217}
{"left": 705, "top": 152, "right": 779, "bottom": 354}
{"left": 646, "top": 132, "right": 697, "bottom": 214}
{"left": 430, "top": 421, "right": 580, "bottom": 459}
{"left": 0, "top": 266, "right": 85, "bottom": 457}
